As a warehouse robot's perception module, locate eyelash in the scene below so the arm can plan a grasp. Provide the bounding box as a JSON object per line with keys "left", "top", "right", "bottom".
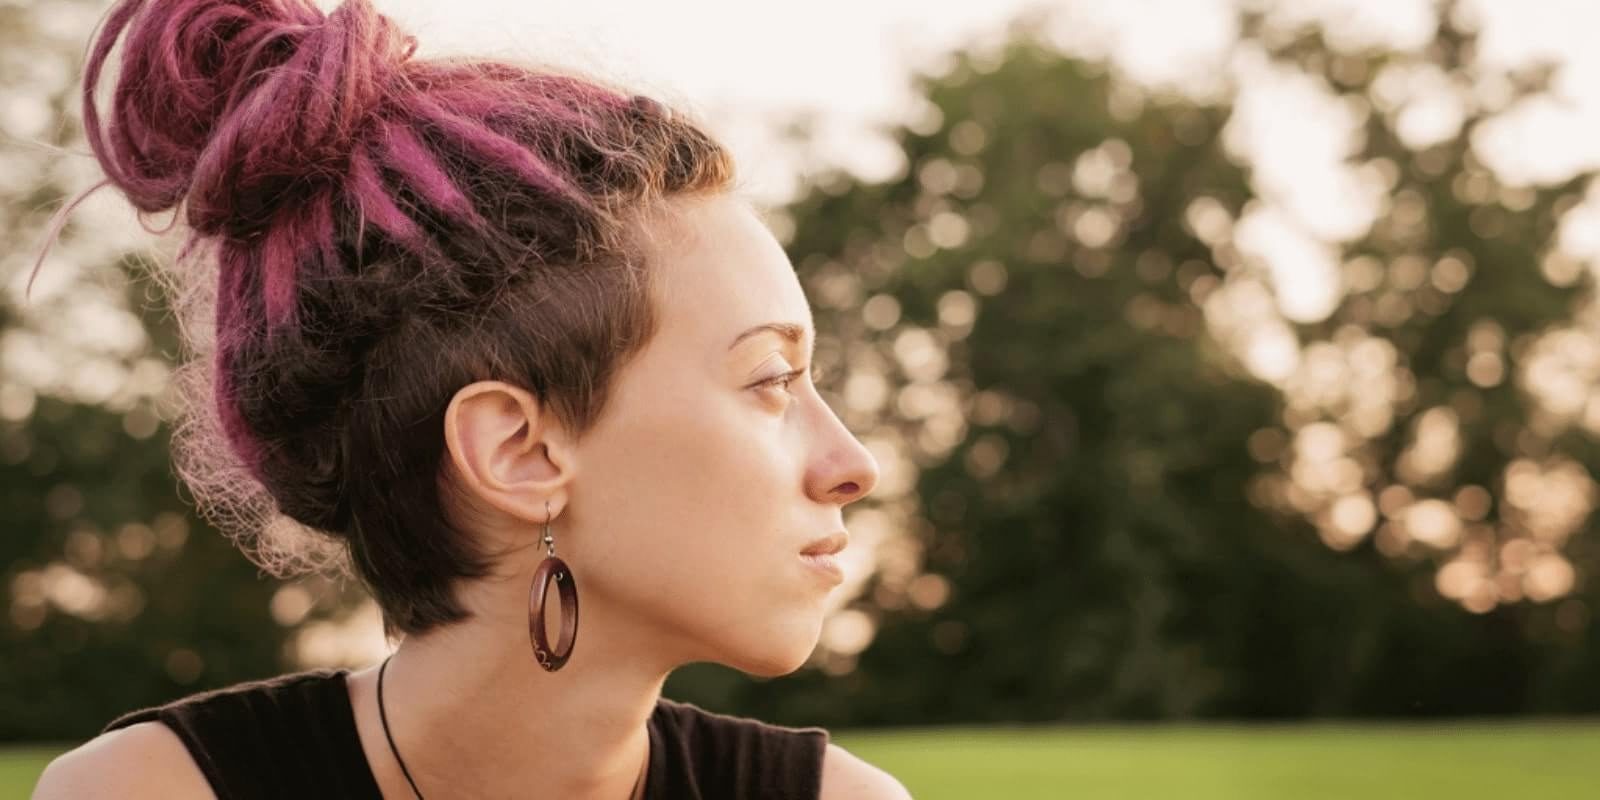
{"left": 757, "top": 366, "right": 810, "bottom": 394}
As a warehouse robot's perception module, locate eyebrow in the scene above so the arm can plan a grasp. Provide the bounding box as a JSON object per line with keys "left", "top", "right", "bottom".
{"left": 728, "top": 322, "right": 809, "bottom": 351}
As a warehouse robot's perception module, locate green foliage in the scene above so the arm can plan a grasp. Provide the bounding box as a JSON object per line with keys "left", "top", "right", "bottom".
{"left": 0, "top": 0, "right": 297, "bottom": 742}
{"left": 0, "top": 392, "right": 289, "bottom": 741}
{"left": 677, "top": 8, "right": 1600, "bottom": 725}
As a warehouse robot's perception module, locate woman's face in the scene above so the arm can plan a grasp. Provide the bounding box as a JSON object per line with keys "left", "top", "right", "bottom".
{"left": 564, "top": 192, "right": 879, "bottom": 676}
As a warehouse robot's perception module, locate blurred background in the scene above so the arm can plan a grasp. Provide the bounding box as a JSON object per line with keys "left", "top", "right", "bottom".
{"left": 5, "top": 0, "right": 1600, "bottom": 797}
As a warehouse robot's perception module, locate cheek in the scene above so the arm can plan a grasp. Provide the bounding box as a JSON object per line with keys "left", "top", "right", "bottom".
{"left": 571, "top": 388, "right": 823, "bottom": 665}
{"left": 574, "top": 389, "right": 797, "bottom": 599}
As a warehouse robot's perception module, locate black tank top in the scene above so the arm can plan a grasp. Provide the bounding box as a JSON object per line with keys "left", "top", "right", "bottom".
{"left": 100, "top": 668, "right": 829, "bottom": 799}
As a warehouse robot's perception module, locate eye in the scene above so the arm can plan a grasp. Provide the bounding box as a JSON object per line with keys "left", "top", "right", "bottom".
{"left": 755, "top": 366, "right": 807, "bottom": 396}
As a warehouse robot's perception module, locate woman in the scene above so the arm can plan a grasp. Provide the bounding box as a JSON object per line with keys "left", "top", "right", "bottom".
{"left": 31, "top": 0, "right": 907, "bottom": 797}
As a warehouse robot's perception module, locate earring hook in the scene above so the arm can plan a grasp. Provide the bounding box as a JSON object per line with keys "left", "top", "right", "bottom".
{"left": 542, "top": 499, "right": 555, "bottom": 558}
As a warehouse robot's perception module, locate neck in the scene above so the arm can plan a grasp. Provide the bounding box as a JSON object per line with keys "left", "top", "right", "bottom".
{"left": 348, "top": 587, "right": 671, "bottom": 799}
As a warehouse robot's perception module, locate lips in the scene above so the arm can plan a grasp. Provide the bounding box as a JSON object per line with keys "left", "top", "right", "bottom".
{"left": 801, "top": 531, "right": 848, "bottom": 557}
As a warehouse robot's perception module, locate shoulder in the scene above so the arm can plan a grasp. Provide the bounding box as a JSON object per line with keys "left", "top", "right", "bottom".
{"left": 33, "top": 668, "right": 345, "bottom": 800}
{"left": 31, "top": 721, "right": 212, "bottom": 800}
{"left": 819, "top": 742, "right": 913, "bottom": 800}
{"left": 653, "top": 698, "right": 910, "bottom": 799}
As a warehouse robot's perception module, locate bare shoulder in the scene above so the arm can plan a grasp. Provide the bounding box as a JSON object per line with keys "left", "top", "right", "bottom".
{"left": 31, "top": 721, "right": 213, "bottom": 800}
{"left": 818, "top": 741, "right": 913, "bottom": 800}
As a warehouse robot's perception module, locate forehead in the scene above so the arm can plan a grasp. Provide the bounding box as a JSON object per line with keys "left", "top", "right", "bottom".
{"left": 642, "top": 194, "right": 812, "bottom": 347}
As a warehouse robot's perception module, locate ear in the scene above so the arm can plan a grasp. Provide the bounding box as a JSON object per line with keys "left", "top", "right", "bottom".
{"left": 442, "top": 380, "right": 574, "bottom": 524}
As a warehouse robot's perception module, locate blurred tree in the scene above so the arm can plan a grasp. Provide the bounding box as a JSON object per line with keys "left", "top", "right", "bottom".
{"left": 674, "top": 1, "right": 1600, "bottom": 726}
{"left": 0, "top": 0, "right": 303, "bottom": 741}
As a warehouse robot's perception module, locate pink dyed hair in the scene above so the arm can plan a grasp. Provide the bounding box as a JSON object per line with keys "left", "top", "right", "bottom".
{"left": 42, "top": 0, "right": 739, "bottom": 636}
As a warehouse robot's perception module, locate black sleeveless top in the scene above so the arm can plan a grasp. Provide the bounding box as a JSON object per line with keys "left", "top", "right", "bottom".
{"left": 100, "top": 668, "right": 829, "bottom": 799}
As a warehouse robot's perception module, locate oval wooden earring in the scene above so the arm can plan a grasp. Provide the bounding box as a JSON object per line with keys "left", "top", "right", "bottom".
{"left": 529, "top": 502, "right": 578, "bottom": 671}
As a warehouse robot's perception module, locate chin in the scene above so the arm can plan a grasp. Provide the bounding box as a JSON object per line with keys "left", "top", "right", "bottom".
{"left": 730, "top": 648, "right": 812, "bottom": 679}
{"left": 719, "top": 616, "right": 825, "bottom": 678}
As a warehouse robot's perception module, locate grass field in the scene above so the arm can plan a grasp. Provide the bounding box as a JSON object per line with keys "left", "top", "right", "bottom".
{"left": 6, "top": 721, "right": 1597, "bottom": 798}
{"left": 832, "top": 721, "right": 1600, "bottom": 800}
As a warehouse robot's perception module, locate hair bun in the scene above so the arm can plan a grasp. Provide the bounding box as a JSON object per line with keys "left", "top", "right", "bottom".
{"left": 84, "top": 0, "right": 416, "bottom": 236}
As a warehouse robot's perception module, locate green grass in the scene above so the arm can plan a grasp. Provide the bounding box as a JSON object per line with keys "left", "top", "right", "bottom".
{"left": 1, "top": 747, "right": 60, "bottom": 800}
{"left": 833, "top": 720, "right": 1600, "bottom": 800}
{"left": 6, "top": 722, "right": 1597, "bottom": 798}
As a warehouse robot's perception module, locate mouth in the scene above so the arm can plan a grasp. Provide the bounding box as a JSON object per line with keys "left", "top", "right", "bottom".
{"left": 799, "top": 532, "right": 848, "bottom": 584}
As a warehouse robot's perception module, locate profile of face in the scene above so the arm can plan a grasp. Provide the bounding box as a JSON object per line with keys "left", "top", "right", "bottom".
{"left": 448, "top": 191, "right": 880, "bottom": 677}
{"left": 574, "top": 192, "right": 881, "bottom": 675}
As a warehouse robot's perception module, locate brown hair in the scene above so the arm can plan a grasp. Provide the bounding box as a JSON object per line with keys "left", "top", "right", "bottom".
{"left": 64, "top": 0, "right": 739, "bottom": 637}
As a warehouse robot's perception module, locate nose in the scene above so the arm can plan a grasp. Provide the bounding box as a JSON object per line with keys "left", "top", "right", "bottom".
{"left": 806, "top": 400, "right": 880, "bottom": 506}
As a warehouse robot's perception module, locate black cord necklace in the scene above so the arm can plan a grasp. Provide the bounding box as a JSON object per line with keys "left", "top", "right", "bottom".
{"left": 378, "top": 653, "right": 426, "bottom": 800}
{"left": 376, "top": 653, "right": 649, "bottom": 800}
